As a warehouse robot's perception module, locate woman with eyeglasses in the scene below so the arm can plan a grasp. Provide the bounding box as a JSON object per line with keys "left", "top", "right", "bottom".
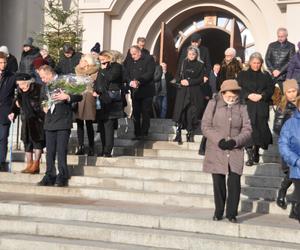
{"left": 237, "top": 52, "right": 274, "bottom": 166}
{"left": 93, "top": 50, "right": 124, "bottom": 157}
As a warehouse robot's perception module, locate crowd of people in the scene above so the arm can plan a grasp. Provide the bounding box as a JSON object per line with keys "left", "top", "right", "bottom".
{"left": 0, "top": 26, "right": 300, "bottom": 223}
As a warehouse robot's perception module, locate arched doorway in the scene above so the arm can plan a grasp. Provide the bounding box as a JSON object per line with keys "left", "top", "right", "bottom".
{"left": 154, "top": 11, "right": 255, "bottom": 75}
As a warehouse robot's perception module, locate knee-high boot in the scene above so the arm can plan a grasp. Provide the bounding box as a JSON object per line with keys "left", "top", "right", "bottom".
{"left": 173, "top": 124, "right": 183, "bottom": 145}
{"left": 245, "top": 147, "right": 254, "bottom": 166}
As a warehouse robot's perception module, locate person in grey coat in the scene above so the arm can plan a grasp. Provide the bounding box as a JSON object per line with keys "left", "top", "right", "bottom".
{"left": 202, "top": 79, "right": 252, "bottom": 223}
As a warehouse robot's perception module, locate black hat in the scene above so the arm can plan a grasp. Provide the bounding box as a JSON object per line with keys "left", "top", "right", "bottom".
{"left": 62, "top": 43, "right": 74, "bottom": 53}
{"left": 91, "top": 42, "right": 101, "bottom": 54}
{"left": 190, "top": 33, "right": 202, "bottom": 42}
{"left": 15, "top": 72, "right": 31, "bottom": 81}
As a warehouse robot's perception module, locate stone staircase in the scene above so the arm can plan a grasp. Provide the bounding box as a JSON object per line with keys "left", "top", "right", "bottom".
{"left": 0, "top": 118, "right": 299, "bottom": 249}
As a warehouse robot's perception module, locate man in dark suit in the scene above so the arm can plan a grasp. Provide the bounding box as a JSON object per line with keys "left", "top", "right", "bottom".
{"left": 124, "top": 45, "right": 155, "bottom": 139}
{"left": 0, "top": 52, "right": 16, "bottom": 171}
{"left": 37, "top": 65, "right": 82, "bottom": 187}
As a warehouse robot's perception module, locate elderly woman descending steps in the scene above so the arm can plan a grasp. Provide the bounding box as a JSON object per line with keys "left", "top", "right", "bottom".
{"left": 202, "top": 79, "right": 252, "bottom": 223}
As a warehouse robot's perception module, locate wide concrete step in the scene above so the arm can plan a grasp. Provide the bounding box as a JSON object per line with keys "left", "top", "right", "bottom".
{"left": 0, "top": 172, "right": 285, "bottom": 200}
{"left": 0, "top": 204, "right": 299, "bottom": 248}
{"left": 0, "top": 234, "right": 170, "bottom": 250}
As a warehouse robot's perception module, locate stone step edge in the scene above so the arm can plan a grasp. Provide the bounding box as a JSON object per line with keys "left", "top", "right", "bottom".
{"left": 0, "top": 214, "right": 299, "bottom": 246}
{"left": 0, "top": 233, "right": 172, "bottom": 250}
{"left": 0, "top": 172, "right": 283, "bottom": 191}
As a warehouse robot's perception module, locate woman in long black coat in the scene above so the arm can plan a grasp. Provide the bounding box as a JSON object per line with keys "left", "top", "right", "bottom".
{"left": 9, "top": 73, "right": 46, "bottom": 174}
{"left": 93, "top": 50, "right": 124, "bottom": 157}
{"left": 237, "top": 52, "right": 274, "bottom": 166}
{"left": 173, "top": 46, "right": 205, "bottom": 143}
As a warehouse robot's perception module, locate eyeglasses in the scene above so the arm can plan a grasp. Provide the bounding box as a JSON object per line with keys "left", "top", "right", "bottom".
{"left": 101, "top": 61, "right": 109, "bottom": 65}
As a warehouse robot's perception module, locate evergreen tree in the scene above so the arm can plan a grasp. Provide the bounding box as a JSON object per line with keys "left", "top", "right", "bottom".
{"left": 37, "top": 0, "right": 83, "bottom": 63}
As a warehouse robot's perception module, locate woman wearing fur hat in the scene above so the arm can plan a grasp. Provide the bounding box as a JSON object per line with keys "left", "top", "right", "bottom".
{"left": 273, "top": 79, "right": 298, "bottom": 210}
{"left": 74, "top": 54, "right": 99, "bottom": 156}
{"left": 8, "top": 73, "right": 46, "bottom": 174}
{"left": 237, "top": 52, "right": 274, "bottom": 166}
{"left": 287, "top": 42, "right": 300, "bottom": 85}
{"left": 19, "top": 37, "right": 40, "bottom": 77}
{"left": 202, "top": 79, "right": 252, "bottom": 223}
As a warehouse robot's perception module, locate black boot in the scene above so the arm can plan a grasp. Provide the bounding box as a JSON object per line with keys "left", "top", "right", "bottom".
{"left": 173, "top": 125, "right": 183, "bottom": 145}
{"left": 75, "top": 145, "right": 85, "bottom": 155}
{"left": 276, "top": 188, "right": 288, "bottom": 209}
{"left": 88, "top": 146, "right": 94, "bottom": 156}
{"left": 253, "top": 145, "right": 260, "bottom": 163}
{"left": 186, "top": 131, "right": 194, "bottom": 142}
{"left": 289, "top": 202, "right": 297, "bottom": 219}
{"left": 245, "top": 148, "right": 254, "bottom": 166}
{"left": 198, "top": 137, "right": 207, "bottom": 155}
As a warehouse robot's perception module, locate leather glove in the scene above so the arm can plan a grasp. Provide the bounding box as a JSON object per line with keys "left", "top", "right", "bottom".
{"left": 218, "top": 139, "right": 228, "bottom": 150}
{"left": 218, "top": 139, "right": 236, "bottom": 150}
{"left": 225, "top": 139, "right": 236, "bottom": 150}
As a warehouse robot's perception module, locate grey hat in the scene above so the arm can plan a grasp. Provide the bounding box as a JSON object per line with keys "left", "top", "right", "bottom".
{"left": 220, "top": 80, "right": 241, "bottom": 92}
{"left": 191, "top": 33, "right": 202, "bottom": 42}
{"left": 23, "top": 37, "right": 34, "bottom": 47}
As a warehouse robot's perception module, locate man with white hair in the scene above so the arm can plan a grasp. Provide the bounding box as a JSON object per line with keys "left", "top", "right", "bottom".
{"left": 218, "top": 47, "right": 242, "bottom": 91}
{"left": 265, "top": 27, "right": 295, "bottom": 90}
{"left": 0, "top": 45, "right": 18, "bottom": 73}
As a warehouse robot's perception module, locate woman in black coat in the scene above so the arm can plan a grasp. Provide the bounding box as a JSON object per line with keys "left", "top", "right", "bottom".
{"left": 93, "top": 50, "right": 124, "bottom": 157}
{"left": 8, "top": 73, "right": 46, "bottom": 174}
{"left": 173, "top": 46, "right": 205, "bottom": 143}
{"left": 237, "top": 52, "right": 274, "bottom": 166}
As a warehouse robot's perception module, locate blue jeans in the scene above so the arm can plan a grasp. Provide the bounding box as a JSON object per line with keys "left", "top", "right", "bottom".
{"left": 156, "top": 95, "right": 167, "bottom": 119}
{"left": 0, "top": 123, "right": 10, "bottom": 164}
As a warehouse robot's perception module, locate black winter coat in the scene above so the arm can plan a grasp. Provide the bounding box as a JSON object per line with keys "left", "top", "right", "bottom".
{"left": 173, "top": 59, "right": 205, "bottom": 124}
{"left": 124, "top": 54, "right": 156, "bottom": 99}
{"left": 0, "top": 70, "right": 16, "bottom": 125}
{"left": 94, "top": 62, "right": 124, "bottom": 120}
{"left": 55, "top": 52, "right": 82, "bottom": 75}
{"left": 273, "top": 101, "right": 297, "bottom": 135}
{"left": 237, "top": 69, "right": 274, "bottom": 149}
{"left": 19, "top": 47, "right": 40, "bottom": 76}
{"left": 44, "top": 94, "right": 82, "bottom": 131}
{"left": 265, "top": 40, "right": 295, "bottom": 82}
{"left": 7, "top": 54, "right": 18, "bottom": 73}
{"left": 11, "top": 83, "right": 46, "bottom": 143}
{"left": 177, "top": 45, "right": 211, "bottom": 77}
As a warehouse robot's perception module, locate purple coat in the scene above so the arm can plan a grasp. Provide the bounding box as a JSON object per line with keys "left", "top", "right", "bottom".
{"left": 287, "top": 52, "right": 300, "bottom": 84}
{"left": 201, "top": 95, "right": 252, "bottom": 175}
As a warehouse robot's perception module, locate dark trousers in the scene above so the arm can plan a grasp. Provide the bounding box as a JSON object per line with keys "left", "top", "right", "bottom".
{"left": 180, "top": 104, "right": 198, "bottom": 132}
{"left": 132, "top": 97, "right": 152, "bottom": 136}
{"left": 45, "top": 130, "right": 70, "bottom": 181}
{"left": 279, "top": 168, "right": 293, "bottom": 197}
{"left": 212, "top": 168, "right": 241, "bottom": 218}
{"left": 98, "top": 119, "right": 115, "bottom": 155}
{"left": 76, "top": 119, "right": 94, "bottom": 147}
{"left": 0, "top": 123, "right": 10, "bottom": 164}
{"left": 292, "top": 179, "right": 300, "bottom": 217}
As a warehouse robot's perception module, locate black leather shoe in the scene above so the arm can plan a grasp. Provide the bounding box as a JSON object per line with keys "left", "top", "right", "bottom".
{"left": 103, "top": 153, "right": 112, "bottom": 158}
{"left": 55, "top": 179, "right": 68, "bottom": 187}
{"left": 276, "top": 196, "right": 287, "bottom": 209}
{"left": 75, "top": 145, "right": 85, "bottom": 155}
{"left": 213, "top": 215, "right": 223, "bottom": 221}
{"left": 226, "top": 217, "right": 237, "bottom": 223}
{"left": 88, "top": 147, "right": 94, "bottom": 156}
{"left": 186, "top": 131, "right": 194, "bottom": 142}
{"left": 37, "top": 176, "right": 55, "bottom": 186}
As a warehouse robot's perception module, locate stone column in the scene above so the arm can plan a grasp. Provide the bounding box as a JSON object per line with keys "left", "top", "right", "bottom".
{"left": 286, "top": 3, "right": 300, "bottom": 45}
